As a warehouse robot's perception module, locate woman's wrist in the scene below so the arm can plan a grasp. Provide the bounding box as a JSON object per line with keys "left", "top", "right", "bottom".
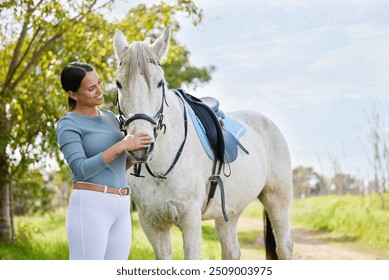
{"left": 117, "top": 140, "right": 126, "bottom": 154}
{"left": 102, "top": 141, "right": 125, "bottom": 165}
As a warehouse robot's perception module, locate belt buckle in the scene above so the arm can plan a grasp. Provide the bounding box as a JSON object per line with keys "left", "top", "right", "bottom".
{"left": 118, "top": 187, "right": 129, "bottom": 196}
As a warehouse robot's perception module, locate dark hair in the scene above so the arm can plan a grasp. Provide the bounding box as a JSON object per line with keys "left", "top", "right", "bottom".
{"left": 60, "top": 62, "right": 94, "bottom": 111}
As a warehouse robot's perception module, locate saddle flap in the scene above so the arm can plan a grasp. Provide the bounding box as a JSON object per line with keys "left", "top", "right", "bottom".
{"left": 222, "top": 128, "right": 239, "bottom": 163}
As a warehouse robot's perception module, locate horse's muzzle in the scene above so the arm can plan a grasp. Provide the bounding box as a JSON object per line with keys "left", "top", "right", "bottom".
{"left": 126, "top": 142, "right": 155, "bottom": 163}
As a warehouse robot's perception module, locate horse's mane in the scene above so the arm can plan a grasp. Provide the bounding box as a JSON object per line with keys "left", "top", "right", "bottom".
{"left": 121, "top": 41, "right": 159, "bottom": 89}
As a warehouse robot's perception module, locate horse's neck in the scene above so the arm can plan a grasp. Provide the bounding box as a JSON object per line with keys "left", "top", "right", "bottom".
{"left": 165, "top": 89, "right": 186, "bottom": 137}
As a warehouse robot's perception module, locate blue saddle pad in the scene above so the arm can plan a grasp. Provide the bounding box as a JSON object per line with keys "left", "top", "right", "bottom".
{"left": 175, "top": 90, "right": 247, "bottom": 163}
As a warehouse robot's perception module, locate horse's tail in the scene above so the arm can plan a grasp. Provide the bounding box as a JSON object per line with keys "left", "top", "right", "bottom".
{"left": 263, "top": 209, "right": 278, "bottom": 260}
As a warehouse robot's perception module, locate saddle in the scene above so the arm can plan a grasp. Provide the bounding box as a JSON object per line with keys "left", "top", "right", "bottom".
{"left": 174, "top": 89, "right": 249, "bottom": 163}
{"left": 173, "top": 89, "right": 249, "bottom": 222}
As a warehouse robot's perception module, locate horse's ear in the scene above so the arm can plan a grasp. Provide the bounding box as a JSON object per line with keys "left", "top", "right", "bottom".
{"left": 114, "top": 29, "right": 128, "bottom": 63}
{"left": 152, "top": 25, "right": 171, "bottom": 62}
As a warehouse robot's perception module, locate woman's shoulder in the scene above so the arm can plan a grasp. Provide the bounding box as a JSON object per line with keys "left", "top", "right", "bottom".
{"left": 99, "top": 109, "right": 118, "bottom": 120}
{"left": 55, "top": 112, "right": 82, "bottom": 132}
{"left": 56, "top": 112, "right": 73, "bottom": 125}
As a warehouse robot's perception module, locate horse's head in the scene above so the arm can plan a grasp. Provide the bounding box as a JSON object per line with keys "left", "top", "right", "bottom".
{"left": 114, "top": 26, "right": 171, "bottom": 163}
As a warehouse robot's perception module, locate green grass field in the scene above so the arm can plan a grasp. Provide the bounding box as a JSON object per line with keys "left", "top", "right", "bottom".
{"left": 0, "top": 201, "right": 265, "bottom": 260}
{"left": 291, "top": 193, "right": 389, "bottom": 250}
{"left": 1, "top": 193, "right": 389, "bottom": 259}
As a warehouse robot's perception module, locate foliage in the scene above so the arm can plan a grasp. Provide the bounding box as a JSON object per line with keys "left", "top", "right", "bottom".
{"left": 12, "top": 169, "right": 55, "bottom": 215}
{"left": 50, "top": 165, "right": 72, "bottom": 208}
{"left": 0, "top": 0, "right": 214, "bottom": 241}
{"left": 292, "top": 193, "right": 389, "bottom": 250}
{"left": 0, "top": 209, "right": 68, "bottom": 259}
{"left": 15, "top": 220, "right": 44, "bottom": 243}
{"left": 0, "top": 0, "right": 117, "bottom": 242}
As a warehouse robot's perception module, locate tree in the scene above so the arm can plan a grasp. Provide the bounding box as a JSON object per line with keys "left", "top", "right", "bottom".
{"left": 0, "top": 0, "right": 117, "bottom": 243}
{"left": 331, "top": 173, "right": 360, "bottom": 195}
{"left": 12, "top": 169, "right": 54, "bottom": 215}
{"left": 0, "top": 0, "right": 212, "bottom": 242}
{"left": 293, "top": 166, "right": 328, "bottom": 199}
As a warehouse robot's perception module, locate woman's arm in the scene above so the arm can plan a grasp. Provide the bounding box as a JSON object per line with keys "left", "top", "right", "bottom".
{"left": 101, "top": 131, "right": 153, "bottom": 165}
{"left": 56, "top": 119, "right": 107, "bottom": 180}
{"left": 57, "top": 120, "right": 152, "bottom": 180}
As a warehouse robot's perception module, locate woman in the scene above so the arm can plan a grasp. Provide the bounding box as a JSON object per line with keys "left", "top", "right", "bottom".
{"left": 56, "top": 62, "right": 153, "bottom": 260}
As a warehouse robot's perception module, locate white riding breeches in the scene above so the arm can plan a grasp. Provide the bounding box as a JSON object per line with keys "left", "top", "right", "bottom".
{"left": 66, "top": 189, "right": 132, "bottom": 260}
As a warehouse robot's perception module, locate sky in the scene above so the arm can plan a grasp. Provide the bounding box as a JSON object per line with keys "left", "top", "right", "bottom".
{"left": 111, "top": 0, "right": 389, "bottom": 180}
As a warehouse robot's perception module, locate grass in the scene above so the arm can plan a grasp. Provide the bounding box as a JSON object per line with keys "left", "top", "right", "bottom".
{"left": 126, "top": 201, "right": 265, "bottom": 260}
{"left": 4, "top": 193, "right": 388, "bottom": 260}
{"left": 0, "top": 202, "right": 265, "bottom": 260}
{"left": 291, "top": 193, "right": 389, "bottom": 250}
{"left": 0, "top": 209, "right": 68, "bottom": 260}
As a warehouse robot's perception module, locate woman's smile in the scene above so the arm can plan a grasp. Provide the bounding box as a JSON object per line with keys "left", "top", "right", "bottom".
{"left": 94, "top": 93, "right": 103, "bottom": 100}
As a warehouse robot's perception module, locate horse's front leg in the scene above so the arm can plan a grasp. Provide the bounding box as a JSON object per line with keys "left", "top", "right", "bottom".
{"left": 215, "top": 214, "right": 241, "bottom": 260}
{"left": 138, "top": 211, "right": 173, "bottom": 260}
{"left": 178, "top": 206, "right": 202, "bottom": 259}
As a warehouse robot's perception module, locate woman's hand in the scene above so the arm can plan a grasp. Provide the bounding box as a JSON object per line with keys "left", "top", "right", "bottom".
{"left": 120, "top": 127, "right": 154, "bottom": 152}
{"left": 102, "top": 127, "right": 154, "bottom": 165}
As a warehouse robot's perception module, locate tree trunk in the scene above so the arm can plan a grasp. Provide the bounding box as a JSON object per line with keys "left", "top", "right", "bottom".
{"left": 0, "top": 169, "right": 11, "bottom": 242}
{"left": 0, "top": 106, "right": 12, "bottom": 242}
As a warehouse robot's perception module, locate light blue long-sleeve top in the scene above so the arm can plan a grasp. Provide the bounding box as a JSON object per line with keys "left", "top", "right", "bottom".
{"left": 56, "top": 109, "right": 127, "bottom": 189}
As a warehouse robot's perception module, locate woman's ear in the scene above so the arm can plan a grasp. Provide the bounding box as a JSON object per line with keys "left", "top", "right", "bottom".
{"left": 68, "top": 91, "right": 78, "bottom": 100}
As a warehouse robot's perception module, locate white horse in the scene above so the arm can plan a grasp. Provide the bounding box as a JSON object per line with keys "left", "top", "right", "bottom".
{"left": 113, "top": 26, "right": 293, "bottom": 260}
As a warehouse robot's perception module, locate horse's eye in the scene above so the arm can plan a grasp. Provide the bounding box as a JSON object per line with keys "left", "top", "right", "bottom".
{"left": 157, "top": 80, "right": 164, "bottom": 88}
{"left": 116, "top": 81, "right": 122, "bottom": 89}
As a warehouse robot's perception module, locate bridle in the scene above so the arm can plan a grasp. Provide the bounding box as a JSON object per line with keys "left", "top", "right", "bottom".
{"left": 116, "top": 79, "right": 168, "bottom": 139}
{"left": 115, "top": 60, "right": 188, "bottom": 179}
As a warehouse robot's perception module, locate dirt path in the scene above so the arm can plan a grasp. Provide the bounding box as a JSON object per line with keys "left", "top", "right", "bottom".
{"left": 291, "top": 227, "right": 389, "bottom": 260}
{"left": 238, "top": 218, "right": 389, "bottom": 260}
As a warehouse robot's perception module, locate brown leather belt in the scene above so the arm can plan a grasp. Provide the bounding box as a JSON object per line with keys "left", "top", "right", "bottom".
{"left": 73, "top": 182, "right": 131, "bottom": 196}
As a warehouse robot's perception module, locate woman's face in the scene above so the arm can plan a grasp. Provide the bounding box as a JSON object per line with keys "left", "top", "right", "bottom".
{"left": 71, "top": 70, "right": 104, "bottom": 108}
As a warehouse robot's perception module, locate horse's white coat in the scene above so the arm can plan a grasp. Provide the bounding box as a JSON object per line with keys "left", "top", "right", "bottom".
{"left": 114, "top": 27, "right": 293, "bottom": 260}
